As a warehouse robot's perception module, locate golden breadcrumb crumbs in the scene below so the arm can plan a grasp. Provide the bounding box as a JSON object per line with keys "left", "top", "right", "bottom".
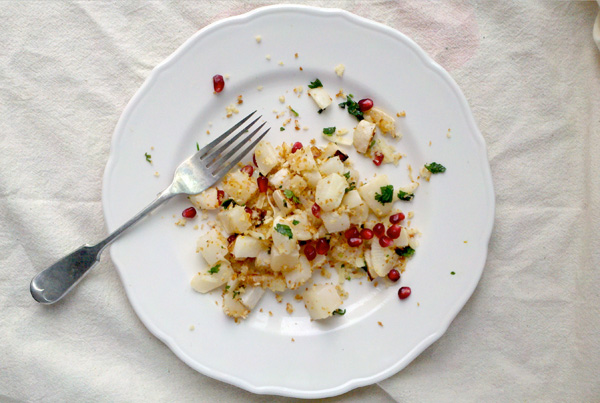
{"left": 303, "top": 126, "right": 309, "bottom": 131}
{"left": 154, "top": 172, "right": 159, "bottom": 177}
{"left": 266, "top": 54, "right": 271, "bottom": 60}
{"left": 259, "top": 308, "right": 263, "bottom": 312}
{"left": 396, "top": 111, "right": 406, "bottom": 117}
{"left": 206, "top": 130, "right": 210, "bottom": 134}
{"left": 378, "top": 321, "right": 383, "bottom": 327}
{"left": 447, "top": 128, "right": 452, "bottom": 138}
{"left": 257, "top": 85, "right": 264, "bottom": 91}
{"left": 294, "top": 294, "right": 303, "bottom": 300}
{"left": 255, "top": 35, "right": 262, "bottom": 43}
{"left": 335, "top": 89, "right": 345, "bottom": 98}
{"left": 224, "top": 74, "right": 230, "bottom": 80}
{"left": 269, "top": 311, "right": 273, "bottom": 317}
{"left": 237, "top": 95, "right": 243, "bottom": 104}
{"left": 193, "top": 225, "right": 199, "bottom": 230}
{"left": 320, "top": 268, "right": 332, "bottom": 279}
{"left": 294, "top": 53, "right": 298, "bottom": 58}
{"left": 373, "top": 281, "right": 378, "bottom": 287}
{"left": 293, "top": 86, "right": 303, "bottom": 95}
{"left": 286, "top": 303, "right": 294, "bottom": 314}
{"left": 275, "top": 294, "right": 283, "bottom": 303}
{"left": 417, "top": 302, "right": 420, "bottom": 307}
{"left": 464, "top": 240, "right": 468, "bottom": 244}
{"left": 278, "top": 61, "right": 284, "bottom": 66}
{"left": 189, "top": 325, "right": 195, "bottom": 331}
{"left": 291, "top": 338, "right": 295, "bottom": 342}
{"left": 294, "top": 120, "right": 300, "bottom": 130}
{"left": 407, "top": 211, "right": 414, "bottom": 219}
{"left": 334, "top": 64, "right": 345, "bottom": 77}
{"left": 225, "top": 104, "right": 239, "bottom": 117}
{"left": 299, "top": 66, "right": 303, "bottom": 71}
{"left": 175, "top": 219, "right": 186, "bottom": 226}
{"left": 279, "top": 95, "right": 285, "bottom": 103}
{"left": 150, "top": 146, "right": 154, "bottom": 150}
{"left": 429, "top": 141, "right": 432, "bottom": 146}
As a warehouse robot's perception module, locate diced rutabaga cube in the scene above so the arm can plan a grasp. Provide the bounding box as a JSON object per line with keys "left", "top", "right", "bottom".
{"left": 190, "top": 187, "right": 219, "bottom": 210}
{"left": 272, "top": 217, "right": 298, "bottom": 255}
{"left": 255, "top": 249, "right": 271, "bottom": 269}
{"left": 222, "top": 170, "right": 258, "bottom": 204}
{"left": 288, "top": 175, "right": 308, "bottom": 194}
{"left": 394, "top": 226, "right": 410, "bottom": 248}
{"left": 420, "top": 166, "right": 432, "bottom": 182}
{"left": 397, "top": 182, "right": 419, "bottom": 200}
{"left": 315, "top": 173, "right": 346, "bottom": 211}
{"left": 363, "top": 250, "right": 378, "bottom": 280}
{"left": 321, "top": 210, "right": 351, "bottom": 233}
{"left": 288, "top": 146, "right": 317, "bottom": 173}
{"left": 287, "top": 211, "right": 313, "bottom": 241}
{"left": 358, "top": 174, "right": 394, "bottom": 217}
{"left": 342, "top": 189, "right": 363, "bottom": 209}
{"left": 190, "top": 260, "right": 233, "bottom": 293}
{"left": 353, "top": 120, "right": 376, "bottom": 153}
{"left": 284, "top": 255, "right": 313, "bottom": 289}
{"left": 318, "top": 157, "right": 344, "bottom": 176}
{"left": 349, "top": 203, "right": 369, "bottom": 225}
{"left": 302, "top": 283, "right": 343, "bottom": 320}
{"left": 223, "top": 291, "right": 250, "bottom": 319}
{"left": 240, "top": 286, "right": 266, "bottom": 309}
{"left": 302, "top": 170, "right": 322, "bottom": 187}
{"left": 217, "top": 205, "right": 252, "bottom": 234}
{"left": 272, "top": 190, "right": 293, "bottom": 216}
{"left": 254, "top": 140, "right": 280, "bottom": 175}
{"left": 307, "top": 87, "right": 332, "bottom": 110}
{"left": 364, "top": 107, "right": 396, "bottom": 137}
{"left": 408, "top": 235, "right": 419, "bottom": 249}
{"left": 270, "top": 246, "right": 300, "bottom": 272}
{"left": 370, "top": 239, "right": 395, "bottom": 277}
{"left": 320, "top": 142, "right": 341, "bottom": 159}
{"left": 333, "top": 135, "right": 353, "bottom": 146}
{"left": 196, "top": 228, "right": 228, "bottom": 265}
{"left": 232, "top": 235, "right": 267, "bottom": 259}
{"left": 371, "top": 136, "right": 402, "bottom": 165}
{"left": 269, "top": 168, "right": 290, "bottom": 189}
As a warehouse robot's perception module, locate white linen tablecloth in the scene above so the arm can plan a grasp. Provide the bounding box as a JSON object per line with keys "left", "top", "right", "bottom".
{"left": 1, "top": 1, "right": 599, "bottom": 401}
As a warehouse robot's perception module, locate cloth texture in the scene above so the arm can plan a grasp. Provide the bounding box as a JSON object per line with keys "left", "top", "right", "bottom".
{"left": 1, "top": 1, "right": 599, "bottom": 402}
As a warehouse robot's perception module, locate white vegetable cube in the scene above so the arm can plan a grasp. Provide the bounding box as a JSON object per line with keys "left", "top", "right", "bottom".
{"left": 270, "top": 247, "right": 300, "bottom": 272}
{"left": 240, "top": 286, "right": 266, "bottom": 310}
{"left": 371, "top": 136, "right": 401, "bottom": 165}
{"left": 302, "top": 170, "right": 322, "bottom": 187}
{"left": 288, "top": 147, "right": 317, "bottom": 172}
{"left": 272, "top": 217, "right": 298, "bottom": 254}
{"left": 269, "top": 168, "right": 290, "bottom": 189}
{"left": 318, "top": 157, "right": 344, "bottom": 176}
{"left": 321, "top": 210, "right": 351, "bottom": 233}
{"left": 358, "top": 174, "right": 394, "bottom": 217}
{"left": 315, "top": 173, "right": 346, "bottom": 212}
{"left": 190, "top": 260, "right": 233, "bottom": 293}
{"left": 397, "top": 182, "right": 419, "bottom": 201}
{"left": 222, "top": 170, "right": 258, "bottom": 205}
{"left": 217, "top": 205, "right": 252, "bottom": 234}
{"left": 254, "top": 140, "right": 280, "bottom": 175}
{"left": 370, "top": 239, "right": 395, "bottom": 277}
{"left": 394, "top": 227, "right": 410, "bottom": 248}
{"left": 232, "top": 236, "right": 267, "bottom": 259}
{"left": 321, "top": 142, "right": 342, "bottom": 159}
{"left": 342, "top": 189, "right": 363, "bottom": 209}
{"left": 255, "top": 249, "right": 271, "bottom": 269}
{"left": 365, "top": 107, "right": 396, "bottom": 136}
{"left": 302, "top": 283, "right": 343, "bottom": 320}
{"left": 196, "top": 228, "right": 228, "bottom": 265}
{"left": 287, "top": 212, "right": 313, "bottom": 241}
{"left": 284, "top": 255, "right": 313, "bottom": 289}
{"left": 349, "top": 203, "right": 369, "bottom": 225}
{"left": 272, "top": 190, "right": 293, "bottom": 216}
{"left": 190, "top": 187, "right": 219, "bottom": 210}
{"left": 222, "top": 291, "right": 250, "bottom": 319}
{"left": 307, "top": 87, "right": 332, "bottom": 110}
{"left": 353, "top": 120, "right": 376, "bottom": 153}
{"left": 333, "top": 135, "right": 353, "bottom": 146}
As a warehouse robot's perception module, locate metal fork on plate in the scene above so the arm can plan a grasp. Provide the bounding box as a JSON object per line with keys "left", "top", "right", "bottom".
{"left": 30, "top": 111, "right": 269, "bottom": 304}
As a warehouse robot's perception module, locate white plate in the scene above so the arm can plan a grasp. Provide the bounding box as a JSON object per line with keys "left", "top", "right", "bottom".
{"left": 102, "top": 5, "right": 494, "bottom": 398}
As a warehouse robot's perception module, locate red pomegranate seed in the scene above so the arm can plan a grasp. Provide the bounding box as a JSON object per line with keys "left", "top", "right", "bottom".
{"left": 304, "top": 244, "right": 317, "bottom": 261}
{"left": 334, "top": 150, "right": 349, "bottom": 162}
{"left": 244, "top": 207, "right": 252, "bottom": 215}
{"left": 291, "top": 142, "right": 303, "bottom": 153}
{"left": 241, "top": 164, "right": 254, "bottom": 176}
{"left": 227, "top": 234, "right": 237, "bottom": 244}
{"left": 253, "top": 153, "right": 258, "bottom": 167}
{"left": 182, "top": 207, "right": 197, "bottom": 218}
{"left": 389, "top": 213, "right": 405, "bottom": 224}
{"left": 360, "top": 228, "right": 374, "bottom": 240}
{"left": 379, "top": 236, "right": 393, "bottom": 248}
{"left": 315, "top": 238, "right": 330, "bottom": 255}
{"left": 387, "top": 269, "right": 400, "bottom": 282}
{"left": 257, "top": 176, "right": 268, "bottom": 193}
{"left": 213, "top": 74, "right": 224, "bottom": 93}
{"left": 373, "top": 152, "right": 384, "bottom": 166}
{"left": 387, "top": 224, "right": 401, "bottom": 239}
{"left": 348, "top": 237, "right": 363, "bottom": 247}
{"left": 373, "top": 223, "right": 386, "bottom": 238}
{"left": 344, "top": 227, "right": 359, "bottom": 240}
{"left": 398, "top": 286, "right": 411, "bottom": 299}
{"left": 358, "top": 98, "right": 373, "bottom": 112}
{"left": 217, "top": 190, "right": 225, "bottom": 204}
{"left": 311, "top": 203, "right": 321, "bottom": 218}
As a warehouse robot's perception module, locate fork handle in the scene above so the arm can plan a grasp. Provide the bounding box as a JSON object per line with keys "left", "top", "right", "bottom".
{"left": 30, "top": 186, "right": 177, "bottom": 304}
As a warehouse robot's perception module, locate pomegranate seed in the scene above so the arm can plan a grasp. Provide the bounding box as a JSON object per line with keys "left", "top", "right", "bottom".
{"left": 348, "top": 237, "right": 363, "bottom": 247}
{"left": 389, "top": 213, "right": 405, "bottom": 224}
{"left": 360, "top": 228, "right": 374, "bottom": 240}
{"left": 334, "top": 150, "right": 348, "bottom": 162}
{"left": 358, "top": 98, "right": 373, "bottom": 112}
{"left": 373, "top": 152, "right": 384, "bottom": 166}
{"left": 316, "top": 238, "right": 330, "bottom": 255}
{"left": 241, "top": 164, "right": 254, "bottom": 176}
{"left": 344, "top": 227, "right": 359, "bottom": 240}
{"left": 291, "top": 142, "right": 303, "bottom": 153}
{"left": 379, "top": 236, "right": 393, "bottom": 248}
{"left": 182, "top": 207, "right": 197, "bottom": 218}
{"left": 398, "top": 286, "right": 411, "bottom": 299}
{"left": 217, "top": 190, "right": 225, "bottom": 204}
{"left": 373, "top": 223, "right": 386, "bottom": 238}
{"left": 227, "top": 234, "right": 237, "bottom": 244}
{"left": 304, "top": 244, "right": 317, "bottom": 261}
{"left": 257, "top": 176, "right": 268, "bottom": 193}
{"left": 244, "top": 207, "right": 252, "bottom": 215}
{"left": 311, "top": 203, "right": 321, "bottom": 218}
{"left": 387, "top": 269, "right": 400, "bottom": 282}
{"left": 213, "top": 74, "right": 224, "bottom": 93}
{"left": 387, "top": 224, "right": 401, "bottom": 239}
{"left": 253, "top": 153, "right": 258, "bottom": 167}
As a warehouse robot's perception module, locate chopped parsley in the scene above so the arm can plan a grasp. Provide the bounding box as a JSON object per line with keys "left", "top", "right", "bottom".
{"left": 451, "top": 271, "right": 456, "bottom": 275}
{"left": 425, "top": 162, "right": 446, "bottom": 174}
{"left": 144, "top": 152, "right": 152, "bottom": 163}
{"left": 308, "top": 78, "right": 323, "bottom": 88}
{"left": 395, "top": 246, "right": 416, "bottom": 257}
{"left": 225, "top": 285, "right": 230, "bottom": 290}
{"left": 283, "top": 189, "right": 300, "bottom": 204}
{"left": 275, "top": 223, "right": 293, "bottom": 239}
{"left": 368, "top": 139, "right": 376, "bottom": 149}
{"left": 346, "top": 276, "right": 351, "bottom": 281}
{"left": 343, "top": 172, "right": 351, "bottom": 179}
{"left": 332, "top": 309, "right": 346, "bottom": 316}
{"left": 292, "top": 220, "right": 300, "bottom": 225}
{"left": 374, "top": 185, "right": 394, "bottom": 204}
{"left": 338, "top": 94, "right": 364, "bottom": 121}
{"left": 317, "top": 108, "right": 324, "bottom": 114}
{"left": 280, "top": 127, "right": 285, "bottom": 131}
{"left": 344, "top": 183, "right": 356, "bottom": 193}
{"left": 196, "top": 142, "right": 200, "bottom": 151}
{"left": 221, "top": 199, "right": 236, "bottom": 209}
{"left": 208, "top": 263, "right": 221, "bottom": 274}
{"left": 289, "top": 106, "right": 299, "bottom": 117}
{"left": 397, "top": 190, "right": 415, "bottom": 201}
{"left": 322, "top": 126, "right": 336, "bottom": 136}
{"left": 232, "top": 290, "right": 240, "bottom": 298}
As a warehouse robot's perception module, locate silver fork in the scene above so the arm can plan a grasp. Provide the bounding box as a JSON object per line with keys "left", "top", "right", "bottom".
{"left": 30, "top": 111, "right": 269, "bottom": 304}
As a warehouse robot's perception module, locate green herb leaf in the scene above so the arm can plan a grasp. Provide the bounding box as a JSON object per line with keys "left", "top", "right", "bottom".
{"left": 196, "top": 142, "right": 200, "bottom": 151}
{"left": 344, "top": 183, "right": 356, "bottom": 193}
{"left": 343, "top": 172, "right": 351, "bottom": 179}
{"left": 208, "top": 263, "right": 221, "bottom": 274}
{"left": 280, "top": 127, "right": 285, "bottom": 131}
{"left": 374, "top": 185, "right": 394, "bottom": 204}
{"left": 369, "top": 139, "right": 376, "bottom": 149}
{"left": 451, "top": 271, "right": 456, "bottom": 275}
{"left": 292, "top": 220, "right": 300, "bottom": 225}
{"left": 425, "top": 162, "right": 446, "bottom": 174}
{"left": 283, "top": 189, "right": 300, "bottom": 204}
{"left": 225, "top": 285, "right": 230, "bottom": 290}
{"left": 232, "top": 290, "right": 240, "bottom": 298}
{"left": 395, "top": 246, "right": 416, "bottom": 257}
{"left": 308, "top": 78, "right": 323, "bottom": 89}
{"left": 346, "top": 276, "right": 351, "bottom": 281}
{"left": 397, "top": 190, "right": 415, "bottom": 201}
{"left": 144, "top": 152, "right": 152, "bottom": 163}
{"left": 332, "top": 309, "right": 346, "bottom": 316}
{"left": 289, "top": 106, "right": 299, "bottom": 117}
{"left": 317, "top": 108, "right": 324, "bottom": 114}
{"left": 221, "top": 199, "right": 235, "bottom": 209}
{"left": 338, "top": 94, "right": 364, "bottom": 121}
{"left": 322, "top": 126, "right": 336, "bottom": 136}
{"left": 275, "top": 223, "right": 293, "bottom": 239}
